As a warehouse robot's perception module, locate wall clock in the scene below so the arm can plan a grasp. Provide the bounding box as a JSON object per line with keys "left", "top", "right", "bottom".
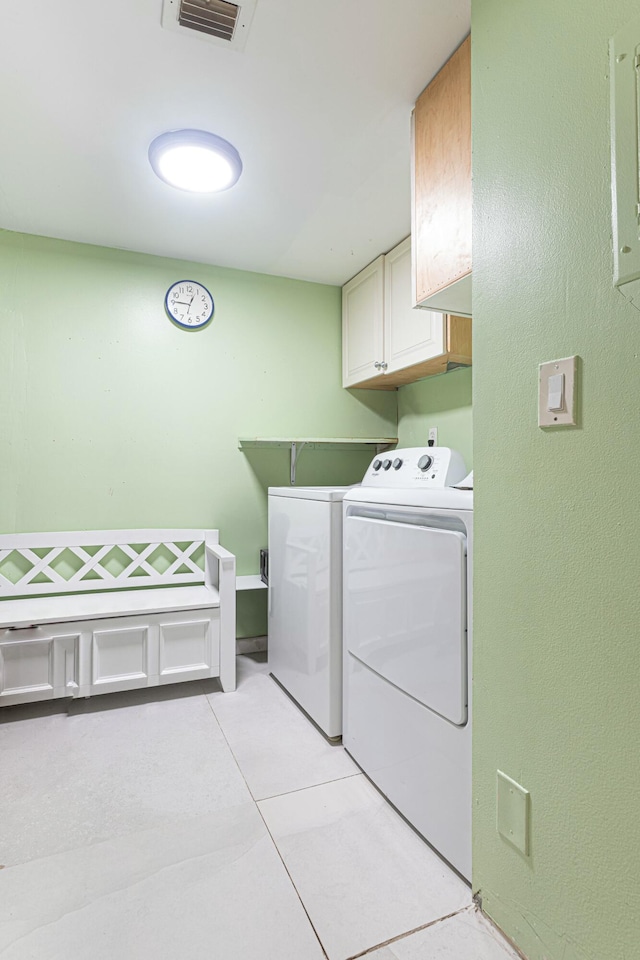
{"left": 165, "top": 281, "right": 214, "bottom": 329}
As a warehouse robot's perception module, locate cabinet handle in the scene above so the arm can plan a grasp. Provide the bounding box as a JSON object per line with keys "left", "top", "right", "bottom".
{"left": 380, "top": 361, "right": 388, "bottom": 371}
{"left": 374, "top": 361, "right": 381, "bottom": 370}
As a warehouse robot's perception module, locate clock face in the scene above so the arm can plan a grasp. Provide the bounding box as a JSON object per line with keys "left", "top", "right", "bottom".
{"left": 165, "top": 281, "right": 214, "bottom": 329}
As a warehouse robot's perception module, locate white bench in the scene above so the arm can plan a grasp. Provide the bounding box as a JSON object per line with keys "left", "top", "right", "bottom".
{"left": 0, "top": 529, "right": 236, "bottom": 707}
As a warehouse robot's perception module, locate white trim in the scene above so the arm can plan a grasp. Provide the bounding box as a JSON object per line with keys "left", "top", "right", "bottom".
{"left": 206, "top": 540, "right": 236, "bottom": 692}
{"left": 0, "top": 529, "right": 217, "bottom": 548}
{"left": 0, "top": 585, "right": 221, "bottom": 629}
{"left": 236, "top": 575, "right": 267, "bottom": 591}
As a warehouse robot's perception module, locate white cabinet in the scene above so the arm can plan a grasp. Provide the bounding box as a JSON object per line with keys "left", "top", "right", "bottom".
{"left": 0, "top": 608, "right": 220, "bottom": 706}
{"left": 342, "top": 238, "right": 471, "bottom": 390}
{"left": 342, "top": 255, "right": 385, "bottom": 387}
{"left": 384, "top": 238, "right": 445, "bottom": 376}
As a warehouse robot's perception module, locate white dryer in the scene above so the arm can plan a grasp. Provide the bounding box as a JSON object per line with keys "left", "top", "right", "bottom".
{"left": 342, "top": 448, "right": 473, "bottom": 879}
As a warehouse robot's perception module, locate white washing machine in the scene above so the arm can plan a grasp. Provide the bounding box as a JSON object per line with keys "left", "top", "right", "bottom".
{"left": 343, "top": 448, "right": 473, "bottom": 879}
{"left": 268, "top": 486, "right": 349, "bottom": 739}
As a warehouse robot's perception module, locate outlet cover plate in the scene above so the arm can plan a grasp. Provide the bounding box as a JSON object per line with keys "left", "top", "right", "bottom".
{"left": 497, "top": 770, "right": 530, "bottom": 856}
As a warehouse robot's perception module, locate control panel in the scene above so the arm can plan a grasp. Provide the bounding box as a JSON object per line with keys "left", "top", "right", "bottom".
{"left": 361, "top": 447, "right": 467, "bottom": 488}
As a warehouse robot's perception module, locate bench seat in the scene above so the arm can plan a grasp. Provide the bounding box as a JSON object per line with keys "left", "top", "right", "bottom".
{"left": 0, "top": 529, "right": 236, "bottom": 705}
{"left": 0, "top": 585, "right": 220, "bottom": 630}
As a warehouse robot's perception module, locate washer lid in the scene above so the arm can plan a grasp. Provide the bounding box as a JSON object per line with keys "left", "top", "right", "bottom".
{"left": 268, "top": 486, "right": 351, "bottom": 502}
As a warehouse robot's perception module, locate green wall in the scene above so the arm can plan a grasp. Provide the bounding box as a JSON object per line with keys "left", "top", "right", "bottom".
{"left": 397, "top": 367, "right": 472, "bottom": 470}
{"left": 472, "top": 2, "right": 640, "bottom": 958}
{"left": 0, "top": 229, "right": 396, "bottom": 636}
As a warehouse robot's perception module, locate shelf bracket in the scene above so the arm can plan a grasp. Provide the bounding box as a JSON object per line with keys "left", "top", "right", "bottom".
{"left": 290, "top": 441, "right": 306, "bottom": 485}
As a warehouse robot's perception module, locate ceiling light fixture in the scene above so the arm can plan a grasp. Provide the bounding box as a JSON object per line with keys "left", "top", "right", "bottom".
{"left": 148, "top": 129, "right": 243, "bottom": 193}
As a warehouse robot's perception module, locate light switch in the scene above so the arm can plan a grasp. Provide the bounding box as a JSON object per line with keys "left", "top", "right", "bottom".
{"left": 547, "top": 373, "right": 564, "bottom": 412}
{"left": 539, "top": 356, "right": 578, "bottom": 427}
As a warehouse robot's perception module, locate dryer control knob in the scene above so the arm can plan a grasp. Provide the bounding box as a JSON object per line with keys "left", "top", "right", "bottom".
{"left": 382, "top": 459, "right": 392, "bottom": 470}
{"left": 373, "top": 459, "right": 382, "bottom": 471}
{"left": 393, "top": 458, "right": 403, "bottom": 470}
{"left": 418, "top": 455, "right": 434, "bottom": 472}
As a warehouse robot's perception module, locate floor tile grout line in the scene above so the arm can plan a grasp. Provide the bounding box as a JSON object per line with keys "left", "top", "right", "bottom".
{"left": 201, "top": 684, "right": 260, "bottom": 799}
{"left": 203, "top": 671, "right": 477, "bottom": 960}
{"left": 344, "top": 905, "right": 475, "bottom": 960}
{"left": 202, "top": 674, "right": 361, "bottom": 806}
{"left": 204, "top": 691, "right": 362, "bottom": 816}
{"left": 254, "top": 801, "right": 331, "bottom": 960}
{"left": 202, "top": 683, "right": 330, "bottom": 959}
{"left": 5, "top": 672, "right": 488, "bottom": 959}
{"left": 255, "top": 770, "right": 362, "bottom": 805}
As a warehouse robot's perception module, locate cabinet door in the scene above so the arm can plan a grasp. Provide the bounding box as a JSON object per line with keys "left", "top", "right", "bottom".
{"left": 342, "top": 256, "right": 385, "bottom": 387}
{"left": 88, "top": 611, "right": 221, "bottom": 696}
{"left": 413, "top": 36, "right": 471, "bottom": 305}
{"left": 158, "top": 611, "right": 219, "bottom": 684}
{"left": 0, "top": 628, "right": 80, "bottom": 706}
{"left": 384, "top": 238, "right": 444, "bottom": 375}
{"left": 90, "top": 617, "right": 153, "bottom": 695}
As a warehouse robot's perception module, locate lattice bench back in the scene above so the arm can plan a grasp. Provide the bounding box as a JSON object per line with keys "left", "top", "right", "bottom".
{"left": 0, "top": 529, "right": 216, "bottom": 598}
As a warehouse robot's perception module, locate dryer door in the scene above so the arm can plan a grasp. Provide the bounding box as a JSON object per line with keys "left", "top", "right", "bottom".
{"left": 344, "top": 513, "right": 467, "bottom": 725}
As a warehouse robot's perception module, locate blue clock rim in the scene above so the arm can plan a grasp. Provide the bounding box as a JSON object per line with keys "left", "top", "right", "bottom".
{"left": 165, "top": 280, "right": 214, "bottom": 330}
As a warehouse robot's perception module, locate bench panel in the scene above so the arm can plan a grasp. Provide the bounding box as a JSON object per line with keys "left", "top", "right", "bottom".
{"left": 92, "top": 624, "right": 151, "bottom": 692}
{"left": 84, "top": 610, "right": 222, "bottom": 696}
{"left": 159, "top": 615, "right": 219, "bottom": 683}
{"left": 0, "top": 629, "right": 81, "bottom": 705}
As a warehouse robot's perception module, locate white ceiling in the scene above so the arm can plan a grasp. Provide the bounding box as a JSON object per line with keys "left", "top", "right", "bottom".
{"left": 0, "top": 1, "right": 470, "bottom": 285}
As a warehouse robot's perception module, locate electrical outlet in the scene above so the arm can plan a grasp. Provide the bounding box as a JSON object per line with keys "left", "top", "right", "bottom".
{"left": 497, "top": 770, "right": 530, "bottom": 856}
{"left": 428, "top": 427, "right": 438, "bottom": 446}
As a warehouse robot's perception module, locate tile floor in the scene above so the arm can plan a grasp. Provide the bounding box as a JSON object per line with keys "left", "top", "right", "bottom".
{"left": 0, "top": 655, "right": 521, "bottom": 960}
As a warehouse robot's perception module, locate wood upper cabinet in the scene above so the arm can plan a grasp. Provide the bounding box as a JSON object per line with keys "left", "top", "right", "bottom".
{"left": 412, "top": 36, "right": 472, "bottom": 316}
{"left": 342, "top": 237, "right": 471, "bottom": 390}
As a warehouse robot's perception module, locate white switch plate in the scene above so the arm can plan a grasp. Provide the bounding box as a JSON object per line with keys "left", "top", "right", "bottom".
{"left": 497, "top": 770, "right": 530, "bottom": 856}
{"left": 538, "top": 356, "right": 578, "bottom": 427}
{"left": 428, "top": 427, "right": 438, "bottom": 445}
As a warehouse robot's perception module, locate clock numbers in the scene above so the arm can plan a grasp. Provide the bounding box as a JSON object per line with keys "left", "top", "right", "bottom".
{"left": 165, "top": 281, "right": 214, "bottom": 330}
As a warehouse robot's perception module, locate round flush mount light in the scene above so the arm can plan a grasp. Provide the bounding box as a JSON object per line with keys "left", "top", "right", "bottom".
{"left": 148, "top": 129, "right": 243, "bottom": 193}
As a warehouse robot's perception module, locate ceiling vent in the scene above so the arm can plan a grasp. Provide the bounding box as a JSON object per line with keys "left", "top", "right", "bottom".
{"left": 161, "top": 0, "right": 257, "bottom": 52}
